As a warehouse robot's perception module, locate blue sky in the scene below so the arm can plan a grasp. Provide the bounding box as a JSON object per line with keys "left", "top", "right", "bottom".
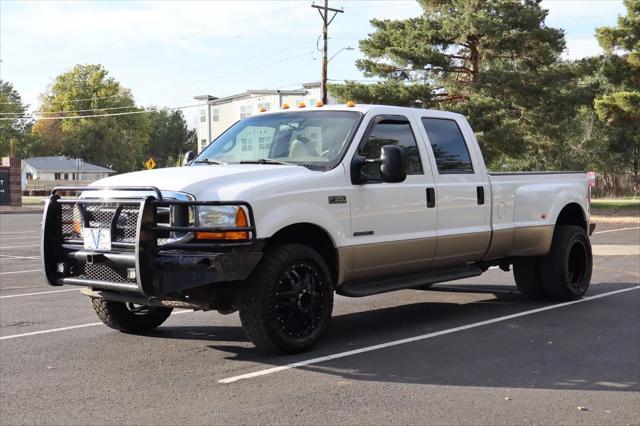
{"left": 0, "top": 0, "right": 627, "bottom": 127}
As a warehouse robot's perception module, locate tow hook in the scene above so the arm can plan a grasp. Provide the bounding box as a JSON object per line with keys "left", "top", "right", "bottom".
{"left": 199, "top": 258, "right": 216, "bottom": 271}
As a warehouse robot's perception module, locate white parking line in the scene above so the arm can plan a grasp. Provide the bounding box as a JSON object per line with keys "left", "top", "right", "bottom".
{"left": 0, "top": 288, "right": 81, "bottom": 299}
{"left": 593, "top": 226, "right": 640, "bottom": 235}
{"left": 0, "top": 269, "right": 42, "bottom": 275}
{"left": 0, "top": 310, "right": 194, "bottom": 341}
{"left": 218, "top": 286, "right": 640, "bottom": 384}
{"left": 0, "top": 244, "right": 40, "bottom": 249}
{"left": 0, "top": 231, "right": 39, "bottom": 235}
{"left": 0, "top": 236, "right": 41, "bottom": 241}
{"left": 0, "top": 254, "right": 40, "bottom": 260}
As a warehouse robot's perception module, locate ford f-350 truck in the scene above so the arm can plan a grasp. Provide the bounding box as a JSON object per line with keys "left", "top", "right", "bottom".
{"left": 41, "top": 104, "right": 594, "bottom": 354}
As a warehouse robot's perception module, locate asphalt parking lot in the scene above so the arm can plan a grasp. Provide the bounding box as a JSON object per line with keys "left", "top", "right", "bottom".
{"left": 1, "top": 213, "right": 638, "bottom": 425}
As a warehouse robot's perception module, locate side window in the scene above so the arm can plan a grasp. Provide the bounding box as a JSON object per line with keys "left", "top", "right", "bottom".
{"left": 422, "top": 118, "right": 473, "bottom": 173}
{"left": 358, "top": 118, "right": 423, "bottom": 180}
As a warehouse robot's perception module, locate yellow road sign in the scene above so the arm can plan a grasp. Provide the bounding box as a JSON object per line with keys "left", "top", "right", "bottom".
{"left": 144, "top": 158, "right": 157, "bottom": 170}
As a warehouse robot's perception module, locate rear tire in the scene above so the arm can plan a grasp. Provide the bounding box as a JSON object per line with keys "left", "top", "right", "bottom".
{"left": 513, "top": 257, "right": 545, "bottom": 300}
{"left": 91, "top": 299, "right": 173, "bottom": 332}
{"left": 239, "top": 244, "right": 334, "bottom": 354}
{"left": 540, "top": 225, "right": 592, "bottom": 301}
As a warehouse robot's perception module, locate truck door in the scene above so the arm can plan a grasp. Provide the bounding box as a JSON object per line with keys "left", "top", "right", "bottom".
{"left": 348, "top": 115, "right": 438, "bottom": 281}
{"left": 419, "top": 117, "right": 492, "bottom": 267}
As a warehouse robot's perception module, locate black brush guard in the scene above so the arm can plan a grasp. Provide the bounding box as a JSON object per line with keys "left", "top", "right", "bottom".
{"left": 41, "top": 186, "right": 263, "bottom": 297}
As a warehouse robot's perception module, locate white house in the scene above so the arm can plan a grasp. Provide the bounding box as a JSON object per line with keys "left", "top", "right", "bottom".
{"left": 194, "top": 82, "right": 336, "bottom": 153}
{"left": 22, "top": 156, "right": 115, "bottom": 191}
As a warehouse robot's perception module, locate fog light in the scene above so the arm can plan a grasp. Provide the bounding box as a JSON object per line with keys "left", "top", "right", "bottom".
{"left": 127, "top": 268, "right": 137, "bottom": 280}
{"left": 56, "top": 262, "right": 68, "bottom": 274}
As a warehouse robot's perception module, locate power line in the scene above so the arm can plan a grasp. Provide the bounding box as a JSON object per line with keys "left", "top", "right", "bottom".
{"left": 149, "top": 51, "right": 315, "bottom": 92}
{"left": 0, "top": 104, "right": 199, "bottom": 121}
{"left": 0, "top": 104, "right": 142, "bottom": 116}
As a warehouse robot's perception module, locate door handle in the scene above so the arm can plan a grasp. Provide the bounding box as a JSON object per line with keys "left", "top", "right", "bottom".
{"left": 477, "top": 186, "right": 485, "bottom": 205}
{"left": 426, "top": 187, "right": 436, "bottom": 208}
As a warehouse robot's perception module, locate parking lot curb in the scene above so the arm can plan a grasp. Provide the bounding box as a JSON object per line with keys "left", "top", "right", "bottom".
{"left": 0, "top": 208, "right": 44, "bottom": 215}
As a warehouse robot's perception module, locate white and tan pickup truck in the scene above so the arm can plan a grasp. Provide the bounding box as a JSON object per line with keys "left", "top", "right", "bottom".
{"left": 42, "top": 104, "right": 594, "bottom": 353}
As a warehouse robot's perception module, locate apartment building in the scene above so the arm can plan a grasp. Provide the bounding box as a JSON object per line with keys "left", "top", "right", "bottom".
{"left": 194, "top": 82, "right": 336, "bottom": 153}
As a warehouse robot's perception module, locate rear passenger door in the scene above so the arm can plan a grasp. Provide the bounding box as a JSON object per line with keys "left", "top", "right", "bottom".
{"left": 420, "top": 117, "right": 491, "bottom": 267}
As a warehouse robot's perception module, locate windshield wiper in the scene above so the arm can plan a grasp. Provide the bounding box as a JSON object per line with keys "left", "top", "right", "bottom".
{"left": 194, "top": 159, "right": 226, "bottom": 165}
{"left": 239, "top": 158, "right": 292, "bottom": 165}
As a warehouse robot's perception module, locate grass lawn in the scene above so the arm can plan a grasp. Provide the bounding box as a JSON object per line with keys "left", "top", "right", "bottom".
{"left": 591, "top": 198, "right": 640, "bottom": 210}
{"left": 22, "top": 196, "right": 48, "bottom": 205}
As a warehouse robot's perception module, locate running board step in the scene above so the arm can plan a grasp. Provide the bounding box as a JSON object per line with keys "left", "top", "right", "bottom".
{"left": 337, "top": 265, "right": 483, "bottom": 297}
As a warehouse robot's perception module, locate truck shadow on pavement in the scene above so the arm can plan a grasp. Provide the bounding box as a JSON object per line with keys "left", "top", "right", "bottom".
{"left": 160, "top": 282, "right": 639, "bottom": 392}
{"left": 148, "top": 282, "right": 640, "bottom": 392}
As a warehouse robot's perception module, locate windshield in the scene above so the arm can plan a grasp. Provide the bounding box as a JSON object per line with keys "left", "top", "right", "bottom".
{"left": 194, "top": 111, "right": 362, "bottom": 170}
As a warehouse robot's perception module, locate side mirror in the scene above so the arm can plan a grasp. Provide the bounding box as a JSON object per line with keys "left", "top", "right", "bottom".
{"left": 380, "top": 145, "right": 406, "bottom": 183}
{"left": 183, "top": 151, "right": 196, "bottom": 166}
{"left": 350, "top": 145, "right": 407, "bottom": 184}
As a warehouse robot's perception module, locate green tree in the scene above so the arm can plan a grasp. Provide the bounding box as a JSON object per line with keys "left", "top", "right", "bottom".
{"left": 595, "top": 0, "right": 640, "bottom": 188}
{"left": 0, "top": 80, "right": 31, "bottom": 157}
{"left": 330, "top": 0, "right": 592, "bottom": 167}
{"left": 146, "top": 109, "right": 197, "bottom": 167}
{"left": 32, "top": 64, "right": 149, "bottom": 172}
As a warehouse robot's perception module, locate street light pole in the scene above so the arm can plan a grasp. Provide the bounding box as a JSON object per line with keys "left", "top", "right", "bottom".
{"left": 312, "top": 1, "right": 343, "bottom": 105}
{"left": 328, "top": 46, "right": 354, "bottom": 63}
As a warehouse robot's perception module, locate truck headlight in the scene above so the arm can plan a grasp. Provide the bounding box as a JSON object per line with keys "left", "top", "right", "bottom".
{"left": 195, "top": 206, "right": 249, "bottom": 240}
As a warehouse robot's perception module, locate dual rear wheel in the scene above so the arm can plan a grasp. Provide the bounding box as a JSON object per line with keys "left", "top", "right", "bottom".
{"left": 514, "top": 225, "right": 593, "bottom": 301}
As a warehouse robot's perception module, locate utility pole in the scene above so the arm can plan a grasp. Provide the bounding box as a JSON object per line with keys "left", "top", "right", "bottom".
{"left": 312, "top": 1, "right": 343, "bottom": 105}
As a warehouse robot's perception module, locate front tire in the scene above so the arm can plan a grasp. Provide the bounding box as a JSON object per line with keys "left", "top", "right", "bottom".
{"left": 540, "top": 225, "right": 593, "bottom": 301}
{"left": 239, "top": 244, "right": 334, "bottom": 354}
{"left": 91, "top": 299, "right": 173, "bottom": 332}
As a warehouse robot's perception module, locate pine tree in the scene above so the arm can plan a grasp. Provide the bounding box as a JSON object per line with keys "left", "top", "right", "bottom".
{"left": 330, "top": 0, "right": 589, "bottom": 167}
{"left": 595, "top": 0, "right": 639, "bottom": 188}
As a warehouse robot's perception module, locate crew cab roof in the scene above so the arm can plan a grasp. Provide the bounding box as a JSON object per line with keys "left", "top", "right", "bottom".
{"left": 258, "top": 104, "right": 465, "bottom": 120}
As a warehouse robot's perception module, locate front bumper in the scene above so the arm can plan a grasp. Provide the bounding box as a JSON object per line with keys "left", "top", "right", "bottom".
{"left": 41, "top": 186, "right": 262, "bottom": 297}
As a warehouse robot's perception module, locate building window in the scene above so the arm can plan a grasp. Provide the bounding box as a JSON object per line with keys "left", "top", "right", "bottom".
{"left": 54, "top": 173, "right": 61, "bottom": 180}
{"left": 199, "top": 109, "right": 207, "bottom": 123}
{"left": 200, "top": 139, "right": 207, "bottom": 150}
{"left": 212, "top": 108, "right": 219, "bottom": 122}
{"left": 258, "top": 136, "right": 269, "bottom": 150}
{"left": 241, "top": 138, "right": 251, "bottom": 151}
{"left": 64, "top": 173, "right": 69, "bottom": 180}
{"left": 309, "top": 98, "right": 316, "bottom": 107}
{"left": 240, "top": 105, "right": 251, "bottom": 119}
{"left": 258, "top": 102, "right": 270, "bottom": 111}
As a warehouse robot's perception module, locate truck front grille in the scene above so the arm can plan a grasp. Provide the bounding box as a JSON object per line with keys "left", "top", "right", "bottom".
{"left": 60, "top": 203, "right": 140, "bottom": 243}
{"left": 76, "top": 262, "right": 134, "bottom": 283}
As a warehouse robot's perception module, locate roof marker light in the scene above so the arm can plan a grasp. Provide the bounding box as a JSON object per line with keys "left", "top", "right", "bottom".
{"left": 258, "top": 107, "right": 267, "bottom": 112}
{"left": 281, "top": 103, "right": 290, "bottom": 109}
{"left": 298, "top": 102, "right": 306, "bottom": 108}
{"left": 346, "top": 101, "right": 356, "bottom": 107}
{"left": 315, "top": 101, "right": 324, "bottom": 107}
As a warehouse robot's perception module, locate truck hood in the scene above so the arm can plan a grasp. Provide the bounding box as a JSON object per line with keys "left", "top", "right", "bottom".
{"left": 92, "top": 164, "right": 317, "bottom": 198}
